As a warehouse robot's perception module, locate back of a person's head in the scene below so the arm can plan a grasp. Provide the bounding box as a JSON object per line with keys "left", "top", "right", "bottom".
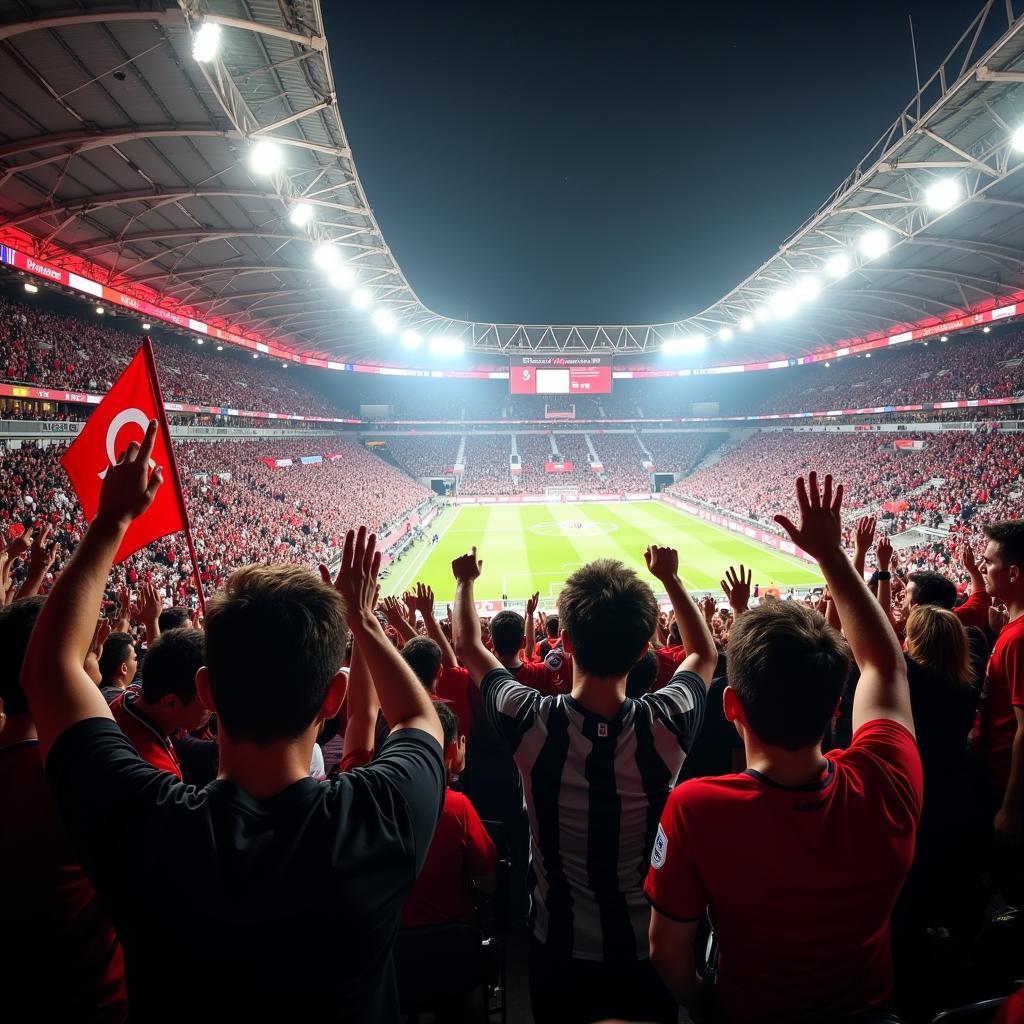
{"left": 141, "top": 627, "right": 205, "bottom": 704}
{"left": 908, "top": 571, "right": 957, "bottom": 610}
{"left": 727, "top": 601, "right": 851, "bottom": 751}
{"left": 99, "top": 632, "right": 136, "bottom": 683}
{"left": 559, "top": 559, "right": 658, "bottom": 678}
{"left": 905, "top": 605, "right": 973, "bottom": 687}
{"left": 545, "top": 615, "right": 559, "bottom": 638}
{"left": 985, "top": 519, "right": 1024, "bottom": 575}
{"left": 626, "top": 649, "right": 658, "bottom": 699}
{"left": 490, "top": 610, "right": 525, "bottom": 658}
{"left": 204, "top": 564, "right": 346, "bottom": 745}
{"left": 434, "top": 699, "right": 459, "bottom": 749}
{"left": 401, "top": 636, "right": 442, "bottom": 691}
{"left": 158, "top": 606, "right": 192, "bottom": 632}
{"left": 0, "top": 596, "right": 44, "bottom": 715}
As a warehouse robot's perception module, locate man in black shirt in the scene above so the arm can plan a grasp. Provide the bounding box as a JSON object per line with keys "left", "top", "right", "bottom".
{"left": 21, "top": 421, "right": 445, "bottom": 1022}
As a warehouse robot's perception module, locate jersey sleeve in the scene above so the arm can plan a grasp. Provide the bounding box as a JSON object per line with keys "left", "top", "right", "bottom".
{"left": 846, "top": 718, "right": 924, "bottom": 828}
{"left": 457, "top": 794, "right": 499, "bottom": 878}
{"left": 639, "top": 670, "right": 707, "bottom": 752}
{"left": 480, "top": 666, "right": 542, "bottom": 749}
{"left": 644, "top": 784, "right": 707, "bottom": 921}
{"left": 1007, "top": 630, "right": 1024, "bottom": 708}
{"left": 953, "top": 590, "right": 992, "bottom": 633}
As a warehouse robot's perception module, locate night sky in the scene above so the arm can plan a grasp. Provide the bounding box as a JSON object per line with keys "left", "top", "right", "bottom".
{"left": 324, "top": 2, "right": 981, "bottom": 327}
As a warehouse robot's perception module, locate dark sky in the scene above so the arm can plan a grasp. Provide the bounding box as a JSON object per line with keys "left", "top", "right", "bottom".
{"left": 324, "top": 2, "right": 981, "bottom": 326}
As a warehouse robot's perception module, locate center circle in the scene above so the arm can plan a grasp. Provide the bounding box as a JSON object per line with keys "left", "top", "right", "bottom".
{"left": 528, "top": 520, "right": 619, "bottom": 537}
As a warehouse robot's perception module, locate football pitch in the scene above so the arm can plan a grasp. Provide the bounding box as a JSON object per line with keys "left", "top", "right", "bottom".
{"left": 383, "top": 500, "right": 822, "bottom": 604}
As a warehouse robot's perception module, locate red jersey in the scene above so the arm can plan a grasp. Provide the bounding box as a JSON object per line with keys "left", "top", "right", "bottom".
{"left": 0, "top": 738, "right": 127, "bottom": 1021}
{"left": 645, "top": 719, "right": 922, "bottom": 1023}
{"left": 401, "top": 789, "right": 498, "bottom": 928}
{"left": 954, "top": 590, "right": 992, "bottom": 633}
{"left": 974, "top": 613, "right": 1024, "bottom": 788}
{"left": 110, "top": 689, "right": 183, "bottom": 780}
{"left": 510, "top": 650, "right": 571, "bottom": 696}
{"left": 435, "top": 665, "right": 482, "bottom": 745}
{"left": 654, "top": 645, "right": 688, "bottom": 689}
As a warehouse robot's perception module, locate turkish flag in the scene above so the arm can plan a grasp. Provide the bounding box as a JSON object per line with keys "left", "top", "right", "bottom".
{"left": 62, "top": 341, "right": 186, "bottom": 563}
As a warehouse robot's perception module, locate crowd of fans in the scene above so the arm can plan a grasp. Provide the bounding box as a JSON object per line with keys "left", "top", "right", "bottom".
{"left": 461, "top": 434, "right": 514, "bottom": 494}
{"left": 385, "top": 435, "right": 462, "bottom": 479}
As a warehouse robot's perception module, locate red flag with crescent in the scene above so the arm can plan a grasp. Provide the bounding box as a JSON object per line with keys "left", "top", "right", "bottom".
{"left": 61, "top": 341, "right": 186, "bottom": 564}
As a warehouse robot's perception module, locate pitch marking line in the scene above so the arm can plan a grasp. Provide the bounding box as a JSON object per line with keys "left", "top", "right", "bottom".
{"left": 383, "top": 507, "right": 458, "bottom": 597}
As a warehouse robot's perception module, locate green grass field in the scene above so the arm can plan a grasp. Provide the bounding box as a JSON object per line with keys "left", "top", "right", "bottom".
{"left": 383, "top": 500, "right": 821, "bottom": 603}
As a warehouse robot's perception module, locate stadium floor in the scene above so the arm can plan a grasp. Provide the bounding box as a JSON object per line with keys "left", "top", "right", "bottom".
{"left": 384, "top": 500, "right": 822, "bottom": 603}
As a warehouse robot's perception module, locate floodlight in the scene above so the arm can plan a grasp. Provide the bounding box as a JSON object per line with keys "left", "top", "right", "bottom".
{"left": 401, "top": 329, "right": 422, "bottom": 350}
{"left": 717, "top": 326, "right": 734, "bottom": 342}
{"left": 23, "top": 282, "right": 37, "bottom": 293}
{"left": 983, "top": 326, "right": 991, "bottom": 333}
{"left": 770, "top": 288, "right": 798, "bottom": 317}
{"left": 738, "top": 315, "right": 755, "bottom": 332}
{"left": 289, "top": 203, "right": 313, "bottom": 228}
{"left": 329, "top": 265, "right": 356, "bottom": 289}
{"left": 371, "top": 309, "right": 396, "bottom": 333}
{"left": 429, "top": 336, "right": 464, "bottom": 356}
{"left": 824, "top": 361, "right": 831, "bottom": 367}
{"left": 794, "top": 275, "right": 822, "bottom": 302}
{"left": 216, "top": 344, "right": 224, "bottom": 350}
{"left": 940, "top": 335, "right": 949, "bottom": 342}
{"left": 95, "top": 305, "right": 105, "bottom": 314}
{"left": 753, "top": 305, "right": 773, "bottom": 323}
{"left": 249, "top": 139, "right": 282, "bottom": 175}
{"left": 252, "top": 352, "right": 259, "bottom": 358}
{"left": 925, "top": 178, "right": 960, "bottom": 212}
{"left": 313, "top": 244, "right": 340, "bottom": 269}
{"left": 859, "top": 228, "right": 892, "bottom": 260}
{"left": 825, "top": 253, "right": 851, "bottom": 279}
{"left": 1012, "top": 125, "right": 1024, "bottom": 151}
{"left": 195, "top": 337, "right": 204, "bottom": 345}
{"left": 351, "top": 288, "right": 373, "bottom": 309}
{"left": 282, "top": 363, "right": 288, "bottom": 368}
{"left": 141, "top": 321, "right": 151, "bottom": 329}
{"left": 192, "top": 21, "right": 221, "bottom": 63}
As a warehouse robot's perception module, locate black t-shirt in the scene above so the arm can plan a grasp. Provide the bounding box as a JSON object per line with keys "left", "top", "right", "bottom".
{"left": 678, "top": 674, "right": 743, "bottom": 781}
{"left": 46, "top": 718, "right": 445, "bottom": 1022}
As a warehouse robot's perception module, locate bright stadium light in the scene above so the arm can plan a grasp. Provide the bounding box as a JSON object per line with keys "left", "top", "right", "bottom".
{"left": 825, "top": 252, "right": 851, "bottom": 279}
{"left": 351, "top": 288, "right": 373, "bottom": 309}
{"left": 859, "top": 228, "right": 892, "bottom": 260}
{"left": 289, "top": 203, "right": 313, "bottom": 228}
{"left": 252, "top": 352, "right": 259, "bottom": 359}
{"left": 983, "top": 326, "right": 991, "bottom": 333}
{"left": 192, "top": 21, "right": 221, "bottom": 63}
{"left": 940, "top": 335, "right": 949, "bottom": 342}
{"left": 313, "top": 244, "right": 340, "bottom": 269}
{"left": 23, "top": 282, "right": 37, "bottom": 293}
{"left": 141, "top": 321, "right": 151, "bottom": 329}
{"left": 770, "top": 288, "right": 798, "bottom": 318}
{"left": 753, "top": 305, "right": 773, "bottom": 324}
{"left": 195, "top": 337, "right": 204, "bottom": 345}
{"left": 95, "top": 305, "right": 105, "bottom": 314}
{"left": 794, "top": 275, "right": 822, "bottom": 302}
{"left": 329, "top": 265, "right": 356, "bottom": 289}
{"left": 401, "top": 329, "right": 422, "bottom": 350}
{"left": 738, "top": 314, "right": 755, "bottom": 332}
{"left": 925, "top": 178, "right": 960, "bottom": 211}
{"left": 1012, "top": 125, "right": 1024, "bottom": 151}
{"left": 717, "top": 326, "right": 734, "bottom": 342}
{"left": 371, "top": 308, "right": 396, "bottom": 333}
{"left": 249, "top": 139, "right": 282, "bottom": 175}
{"left": 216, "top": 344, "right": 224, "bottom": 350}
{"left": 663, "top": 334, "right": 705, "bottom": 355}
{"left": 429, "top": 335, "right": 464, "bottom": 357}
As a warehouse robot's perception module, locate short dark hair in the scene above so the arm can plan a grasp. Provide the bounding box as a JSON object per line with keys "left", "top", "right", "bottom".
{"left": 0, "top": 596, "right": 45, "bottom": 715}
{"left": 559, "top": 559, "right": 658, "bottom": 678}
{"left": 402, "top": 636, "right": 442, "bottom": 692}
{"left": 490, "top": 610, "right": 525, "bottom": 658}
{"left": 141, "top": 628, "right": 205, "bottom": 704}
{"left": 158, "top": 606, "right": 192, "bottom": 632}
{"left": 626, "top": 649, "right": 659, "bottom": 699}
{"left": 908, "top": 571, "right": 957, "bottom": 610}
{"left": 545, "top": 615, "right": 559, "bottom": 638}
{"left": 985, "top": 520, "right": 1024, "bottom": 569}
{"left": 727, "top": 601, "right": 851, "bottom": 751}
{"left": 434, "top": 699, "right": 459, "bottom": 748}
{"left": 99, "top": 632, "right": 136, "bottom": 683}
{"left": 204, "top": 565, "right": 347, "bottom": 745}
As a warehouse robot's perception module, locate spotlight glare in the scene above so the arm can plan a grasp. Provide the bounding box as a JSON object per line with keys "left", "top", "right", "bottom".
{"left": 717, "top": 326, "right": 734, "bottom": 342}
{"left": 925, "top": 178, "right": 960, "bottom": 212}
{"left": 753, "top": 305, "right": 773, "bottom": 324}
{"left": 95, "top": 305, "right": 104, "bottom": 314}
{"left": 216, "top": 344, "right": 223, "bottom": 351}
{"left": 192, "top": 21, "right": 221, "bottom": 63}
{"left": 429, "top": 335, "right": 464, "bottom": 357}
{"left": 663, "top": 334, "right": 705, "bottom": 355}
{"left": 195, "top": 337, "right": 204, "bottom": 345}
{"left": 351, "top": 287, "right": 373, "bottom": 310}
{"left": 1012, "top": 125, "right": 1024, "bottom": 152}
{"left": 371, "top": 308, "right": 396, "bottom": 333}
{"left": 253, "top": 352, "right": 259, "bottom": 359}
{"left": 824, "top": 361, "right": 831, "bottom": 367}
{"left": 983, "top": 326, "right": 991, "bottom": 334}
{"left": 940, "top": 335, "right": 949, "bottom": 341}
{"left": 401, "top": 329, "right": 422, "bottom": 350}
{"left": 738, "top": 315, "right": 755, "bottom": 332}
{"left": 770, "top": 288, "right": 799, "bottom": 318}
{"left": 329, "top": 265, "right": 356, "bottom": 289}
{"left": 248, "top": 139, "right": 282, "bottom": 176}
{"left": 794, "top": 275, "right": 822, "bottom": 302}
{"left": 313, "top": 244, "right": 340, "bottom": 269}
{"left": 825, "top": 253, "right": 851, "bottom": 279}
{"left": 23, "top": 282, "right": 38, "bottom": 293}
{"left": 289, "top": 203, "right": 314, "bottom": 228}
{"left": 141, "top": 321, "right": 151, "bottom": 330}
{"left": 859, "top": 228, "right": 892, "bottom": 260}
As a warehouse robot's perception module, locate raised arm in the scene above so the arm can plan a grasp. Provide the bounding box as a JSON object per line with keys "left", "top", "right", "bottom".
{"left": 451, "top": 547, "right": 502, "bottom": 684}
{"left": 22, "top": 420, "right": 164, "bottom": 759}
{"left": 524, "top": 591, "right": 539, "bottom": 660}
{"left": 852, "top": 515, "right": 876, "bottom": 580}
{"left": 342, "top": 633, "right": 380, "bottom": 761}
{"left": 132, "top": 580, "right": 163, "bottom": 646}
{"left": 16, "top": 523, "right": 59, "bottom": 600}
{"left": 961, "top": 541, "right": 986, "bottom": 596}
{"left": 381, "top": 595, "right": 418, "bottom": 645}
{"left": 775, "top": 472, "right": 912, "bottom": 736}
{"left": 875, "top": 535, "right": 895, "bottom": 629}
{"left": 645, "top": 545, "right": 718, "bottom": 686}
{"left": 415, "top": 582, "right": 457, "bottom": 669}
{"left": 720, "top": 564, "right": 751, "bottom": 617}
{"left": 321, "top": 528, "right": 441, "bottom": 744}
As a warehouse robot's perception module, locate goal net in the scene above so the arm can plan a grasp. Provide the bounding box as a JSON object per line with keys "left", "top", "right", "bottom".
{"left": 545, "top": 486, "right": 579, "bottom": 502}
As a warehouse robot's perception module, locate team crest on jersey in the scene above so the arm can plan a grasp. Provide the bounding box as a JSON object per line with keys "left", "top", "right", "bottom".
{"left": 652, "top": 824, "right": 668, "bottom": 869}
{"left": 598, "top": 722, "right": 608, "bottom": 737}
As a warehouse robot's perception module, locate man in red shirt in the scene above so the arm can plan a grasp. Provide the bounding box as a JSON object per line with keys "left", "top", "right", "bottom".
{"left": 490, "top": 609, "right": 570, "bottom": 695}
{"left": 898, "top": 543, "right": 991, "bottom": 635}
{"left": 401, "top": 635, "right": 478, "bottom": 748}
{"left": 646, "top": 472, "right": 922, "bottom": 1023}
{"left": 401, "top": 700, "right": 497, "bottom": 928}
{"left": 975, "top": 520, "right": 1024, "bottom": 860}
{"left": 109, "top": 627, "right": 208, "bottom": 779}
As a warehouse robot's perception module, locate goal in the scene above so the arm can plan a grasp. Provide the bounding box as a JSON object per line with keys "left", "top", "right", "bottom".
{"left": 545, "top": 486, "right": 579, "bottom": 502}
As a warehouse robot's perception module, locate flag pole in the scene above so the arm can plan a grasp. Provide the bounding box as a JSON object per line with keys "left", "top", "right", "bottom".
{"left": 141, "top": 336, "right": 207, "bottom": 619}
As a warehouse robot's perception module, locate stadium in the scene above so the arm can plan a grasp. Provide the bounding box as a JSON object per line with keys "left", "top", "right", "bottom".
{"left": 2, "top": 2, "right": 1024, "bottom": 1023}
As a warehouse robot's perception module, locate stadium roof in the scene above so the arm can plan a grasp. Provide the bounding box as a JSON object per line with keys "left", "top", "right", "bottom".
{"left": 2, "top": 0, "right": 1024, "bottom": 364}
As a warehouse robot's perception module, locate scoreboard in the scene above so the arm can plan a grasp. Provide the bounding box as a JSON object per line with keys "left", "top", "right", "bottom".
{"left": 509, "top": 355, "right": 613, "bottom": 395}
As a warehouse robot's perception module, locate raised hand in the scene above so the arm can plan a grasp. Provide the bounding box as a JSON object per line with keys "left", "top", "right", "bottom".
{"left": 452, "top": 547, "right": 483, "bottom": 583}
{"left": 644, "top": 544, "right": 679, "bottom": 583}
{"left": 380, "top": 595, "right": 409, "bottom": 629}
{"left": 7, "top": 525, "right": 34, "bottom": 562}
{"left": 319, "top": 526, "right": 381, "bottom": 627}
{"left": 854, "top": 516, "right": 876, "bottom": 557}
{"left": 415, "top": 582, "right": 435, "bottom": 619}
{"left": 699, "top": 594, "right": 716, "bottom": 625}
{"left": 962, "top": 542, "right": 980, "bottom": 576}
{"left": 774, "top": 472, "right": 844, "bottom": 560}
{"left": 875, "top": 535, "right": 893, "bottom": 571}
{"left": 720, "top": 564, "right": 752, "bottom": 614}
{"left": 989, "top": 600, "right": 1010, "bottom": 637}
{"left": 526, "top": 591, "right": 540, "bottom": 617}
{"left": 96, "top": 418, "right": 163, "bottom": 530}
{"left": 135, "top": 581, "right": 163, "bottom": 623}
{"left": 29, "top": 523, "right": 59, "bottom": 570}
